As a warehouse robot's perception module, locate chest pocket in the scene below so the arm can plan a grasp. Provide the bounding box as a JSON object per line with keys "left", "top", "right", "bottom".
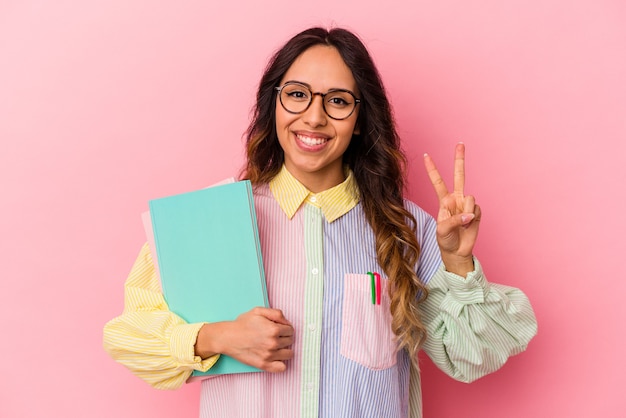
{"left": 340, "top": 273, "right": 398, "bottom": 370}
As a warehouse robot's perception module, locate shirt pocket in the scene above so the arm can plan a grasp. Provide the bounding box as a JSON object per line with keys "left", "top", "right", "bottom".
{"left": 340, "top": 273, "right": 398, "bottom": 370}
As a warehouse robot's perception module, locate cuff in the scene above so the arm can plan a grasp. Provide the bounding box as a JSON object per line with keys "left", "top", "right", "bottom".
{"left": 169, "top": 323, "right": 220, "bottom": 372}
{"left": 440, "top": 257, "right": 488, "bottom": 305}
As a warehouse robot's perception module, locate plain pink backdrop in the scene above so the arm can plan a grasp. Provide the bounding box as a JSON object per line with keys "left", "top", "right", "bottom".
{"left": 1, "top": 1, "right": 625, "bottom": 417}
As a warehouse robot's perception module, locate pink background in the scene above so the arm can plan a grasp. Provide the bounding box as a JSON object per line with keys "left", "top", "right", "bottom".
{"left": 1, "top": 0, "right": 624, "bottom": 417}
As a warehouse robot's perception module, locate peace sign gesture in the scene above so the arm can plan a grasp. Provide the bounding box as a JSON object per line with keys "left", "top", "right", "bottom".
{"left": 424, "top": 143, "right": 480, "bottom": 277}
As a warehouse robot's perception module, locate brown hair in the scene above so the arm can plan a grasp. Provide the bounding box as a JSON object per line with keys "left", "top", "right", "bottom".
{"left": 242, "top": 27, "right": 428, "bottom": 360}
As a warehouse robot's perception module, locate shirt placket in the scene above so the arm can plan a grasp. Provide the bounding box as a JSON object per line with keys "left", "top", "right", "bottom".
{"left": 300, "top": 203, "right": 324, "bottom": 418}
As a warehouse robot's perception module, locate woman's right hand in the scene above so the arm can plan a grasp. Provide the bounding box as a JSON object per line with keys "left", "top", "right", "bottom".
{"left": 194, "top": 307, "right": 294, "bottom": 373}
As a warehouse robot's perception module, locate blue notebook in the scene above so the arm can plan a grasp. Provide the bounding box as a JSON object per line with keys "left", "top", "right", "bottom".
{"left": 148, "top": 180, "right": 268, "bottom": 378}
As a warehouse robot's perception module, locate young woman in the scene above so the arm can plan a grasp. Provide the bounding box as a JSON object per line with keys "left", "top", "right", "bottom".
{"left": 104, "top": 27, "right": 537, "bottom": 418}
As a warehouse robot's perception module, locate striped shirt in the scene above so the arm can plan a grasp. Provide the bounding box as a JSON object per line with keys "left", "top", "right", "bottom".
{"left": 103, "top": 166, "right": 537, "bottom": 418}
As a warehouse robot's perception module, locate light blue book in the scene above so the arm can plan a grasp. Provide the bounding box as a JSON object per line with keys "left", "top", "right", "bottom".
{"left": 148, "top": 180, "right": 268, "bottom": 379}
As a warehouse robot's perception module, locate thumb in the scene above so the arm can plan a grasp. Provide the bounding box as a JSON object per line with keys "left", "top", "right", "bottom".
{"left": 438, "top": 213, "right": 475, "bottom": 235}
{"left": 259, "top": 308, "right": 292, "bottom": 326}
{"left": 459, "top": 213, "right": 476, "bottom": 226}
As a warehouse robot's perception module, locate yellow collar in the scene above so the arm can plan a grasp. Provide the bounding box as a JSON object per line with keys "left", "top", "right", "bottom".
{"left": 269, "top": 165, "right": 360, "bottom": 223}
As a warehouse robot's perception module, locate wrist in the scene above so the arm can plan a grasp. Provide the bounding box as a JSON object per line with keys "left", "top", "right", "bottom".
{"left": 441, "top": 254, "right": 474, "bottom": 278}
{"left": 194, "top": 322, "right": 225, "bottom": 359}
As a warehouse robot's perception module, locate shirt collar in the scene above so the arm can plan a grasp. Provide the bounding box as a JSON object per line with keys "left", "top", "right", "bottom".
{"left": 269, "top": 165, "right": 360, "bottom": 223}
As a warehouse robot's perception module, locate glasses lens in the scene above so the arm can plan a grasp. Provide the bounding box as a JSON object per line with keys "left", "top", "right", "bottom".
{"left": 324, "top": 91, "right": 356, "bottom": 120}
{"left": 280, "top": 83, "right": 311, "bottom": 114}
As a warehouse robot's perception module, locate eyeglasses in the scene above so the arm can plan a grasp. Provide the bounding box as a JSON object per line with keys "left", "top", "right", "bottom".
{"left": 275, "top": 81, "right": 361, "bottom": 120}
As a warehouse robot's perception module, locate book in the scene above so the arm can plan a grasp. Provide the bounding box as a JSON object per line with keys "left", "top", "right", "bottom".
{"left": 147, "top": 179, "right": 268, "bottom": 379}
{"left": 141, "top": 177, "right": 236, "bottom": 282}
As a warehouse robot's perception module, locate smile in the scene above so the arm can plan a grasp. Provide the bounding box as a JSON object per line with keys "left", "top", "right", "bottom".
{"left": 296, "top": 133, "right": 329, "bottom": 147}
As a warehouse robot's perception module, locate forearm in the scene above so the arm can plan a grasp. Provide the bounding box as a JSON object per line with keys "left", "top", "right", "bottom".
{"left": 420, "top": 259, "right": 538, "bottom": 383}
{"left": 104, "top": 313, "right": 217, "bottom": 389}
{"left": 103, "top": 243, "right": 219, "bottom": 389}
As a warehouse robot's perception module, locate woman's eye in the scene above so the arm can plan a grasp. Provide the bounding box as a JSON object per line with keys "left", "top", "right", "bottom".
{"left": 328, "top": 96, "right": 349, "bottom": 107}
{"left": 286, "top": 90, "right": 309, "bottom": 100}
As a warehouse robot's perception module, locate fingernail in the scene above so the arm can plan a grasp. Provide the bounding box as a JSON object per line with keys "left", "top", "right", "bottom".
{"left": 461, "top": 214, "right": 475, "bottom": 224}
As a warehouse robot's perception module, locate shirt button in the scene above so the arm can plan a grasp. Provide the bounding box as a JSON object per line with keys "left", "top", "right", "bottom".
{"left": 307, "top": 383, "right": 314, "bottom": 391}
{"left": 311, "top": 268, "right": 319, "bottom": 275}
{"left": 310, "top": 196, "right": 317, "bottom": 202}
{"left": 308, "top": 323, "right": 316, "bottom": 331}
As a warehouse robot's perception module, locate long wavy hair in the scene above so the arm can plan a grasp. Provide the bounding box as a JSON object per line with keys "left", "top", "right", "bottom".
{"left": 241, "top": 27, "right": 428, "bottom": 360}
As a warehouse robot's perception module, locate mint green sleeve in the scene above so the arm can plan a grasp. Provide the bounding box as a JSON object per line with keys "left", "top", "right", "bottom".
{"left": 419, "top": 258, "right": 538, "bottom": 383}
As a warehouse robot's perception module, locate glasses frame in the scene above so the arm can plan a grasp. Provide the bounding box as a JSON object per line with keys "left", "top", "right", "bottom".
{"left": 275, "top": 81, "right": 361, "bottom": 120}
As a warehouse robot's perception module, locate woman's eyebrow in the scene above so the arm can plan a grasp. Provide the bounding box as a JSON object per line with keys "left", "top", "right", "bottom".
{"left": 282, "top": 80, "right": 311, "bottom": 88}
{"left": 283, "top": 80, "right": 356, "bottom": 93}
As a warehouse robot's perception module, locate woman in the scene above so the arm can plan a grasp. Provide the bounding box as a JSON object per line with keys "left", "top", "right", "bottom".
{"left": 104, "top": 27, "right": 537, "bottom": 418}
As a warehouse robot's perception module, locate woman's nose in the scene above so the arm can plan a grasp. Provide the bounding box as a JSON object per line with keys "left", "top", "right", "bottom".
{"left": 301, "top": 95, "right": 327, "bottom": 127}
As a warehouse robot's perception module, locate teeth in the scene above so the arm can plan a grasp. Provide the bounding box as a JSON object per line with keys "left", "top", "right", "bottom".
{"left": 297, "top": 134, "right": 327, "bottom": 146}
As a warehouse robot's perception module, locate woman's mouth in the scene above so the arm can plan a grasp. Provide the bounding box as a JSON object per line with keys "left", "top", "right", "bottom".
{"left": 296, "top": 133, "right": 329, "bottom": 147}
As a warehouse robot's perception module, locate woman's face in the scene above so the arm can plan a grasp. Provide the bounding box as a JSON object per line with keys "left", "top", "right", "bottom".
{"left": 275, "top": 45, "right": 360, "bottom": 192}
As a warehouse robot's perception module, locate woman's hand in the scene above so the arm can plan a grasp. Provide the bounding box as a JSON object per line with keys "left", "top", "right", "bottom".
{"left": 424, "top": 143, "right": 481, "bottom": 277}
{"left": 195, "top": 307, "right": 294, "bottom": 372}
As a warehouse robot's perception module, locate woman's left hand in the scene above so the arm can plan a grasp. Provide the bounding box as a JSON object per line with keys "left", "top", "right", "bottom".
{"left": 424, "top": 142, "right": 481, "bottom": 277}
